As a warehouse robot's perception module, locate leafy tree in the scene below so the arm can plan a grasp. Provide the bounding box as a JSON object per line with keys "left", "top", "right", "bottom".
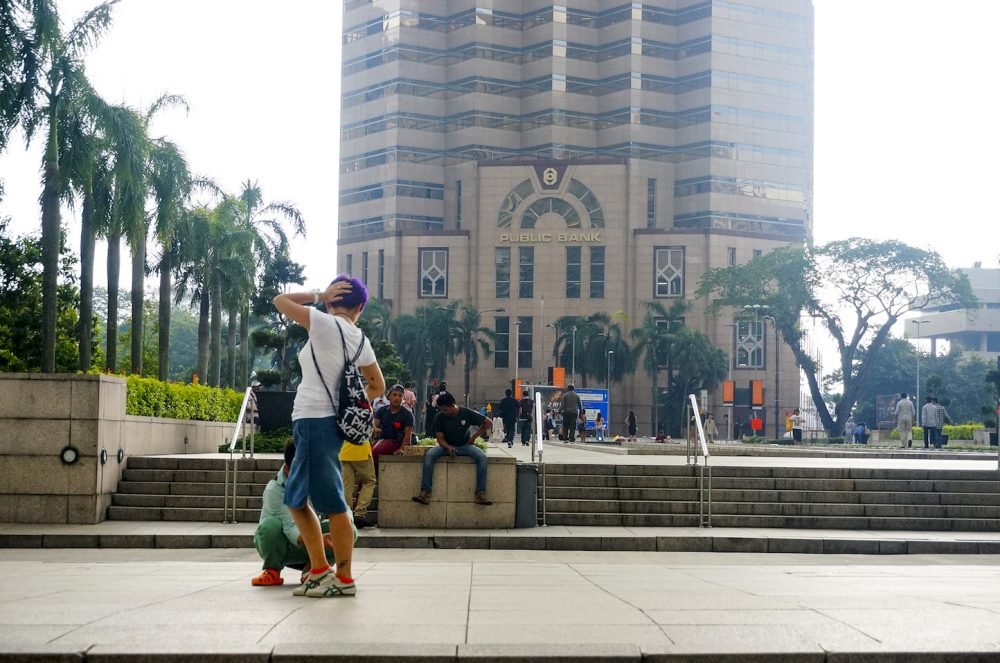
{"left": 661, "top": 328, "right": 728, "bottom": 435}
{"left": 445, "top": 301, "right": 495, "bottom": 405}
{"left": 249, "top": 246, "right": 305, "bottom": 390}
{"left": 630, "top": 300, "right": 688, "bottom": 435}
{"left": 0, "top": 219, "right": 87, "bottom": 371}
{"left": 551, "top": 312, "right": 633, "bottom": 387}
{"left": 699, "top": 239, "right": 977, "bottom": 434}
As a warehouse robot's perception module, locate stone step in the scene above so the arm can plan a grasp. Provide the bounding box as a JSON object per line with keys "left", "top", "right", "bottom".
{"left": 122, "top": 468, "right": 276, "bottom": 484}
{"left": 117, "top": 481, "right": 267, "bottom": 497}
{"left": 541, "top": 463, "right": 1000, "bottom": 481}
{"left": 543, "top": 512, "right": 1000, "bottom": 531}
{"left": 111, "top": 494, "right": 264, "bottom": 510}
{"left": 542, "top": 474, "right": 1000, "bottom": 493}
{"left": 106, "top": 504, "right": 379, "bottom": 524}
{"left": 125, "top": 456, "right": 284, "bottom": 471}
{"left": 540, "top": 486, "right": 1000, "bottom": 506}
{"left": 543, "top": 498, "right": 1000, "bottom": 519}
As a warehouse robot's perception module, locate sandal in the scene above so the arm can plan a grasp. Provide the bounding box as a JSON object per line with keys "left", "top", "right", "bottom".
{"left": 412, "top": 492, "right": 431, "bottom": 505}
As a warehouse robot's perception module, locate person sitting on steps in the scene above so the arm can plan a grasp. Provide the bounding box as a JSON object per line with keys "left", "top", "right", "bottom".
{"left": 412, "top": 391, "right": 494, "bottom": 506}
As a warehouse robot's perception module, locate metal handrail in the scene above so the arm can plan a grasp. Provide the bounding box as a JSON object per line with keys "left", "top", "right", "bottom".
{"left": 224, "top": 387, "right": 257, "bottom": 524}
{"left": 687, "top": 394, "right": 712, "bottom": 528}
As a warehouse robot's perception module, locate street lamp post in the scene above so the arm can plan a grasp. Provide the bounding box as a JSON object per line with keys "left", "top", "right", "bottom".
{"left": 725, "top": 323, "right": 737, "bottom": 440}
{"left": 606, "top": 349, "right": 614, "bottom": 392}
{"left": 571, "top": 325, "right": 578, "bottom": 385}
{"left": 764, "top": 315, "right": 781, "bottom": 439}
{"left": 743, "top": 304, "right": 769, "bottom": 433}
{"left": 513, "top": 319, "right": 523, "bottom": 385}
{"left": 912, "top": 319, "right": 930, "bottom": 421}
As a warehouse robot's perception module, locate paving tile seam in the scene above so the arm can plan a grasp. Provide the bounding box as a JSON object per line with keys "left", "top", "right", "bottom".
{"left": 4, "top": 532, "right": 1000, "bottom": 555}
{"left": 8, "top": 646, "right": 1000, "bottom": 661}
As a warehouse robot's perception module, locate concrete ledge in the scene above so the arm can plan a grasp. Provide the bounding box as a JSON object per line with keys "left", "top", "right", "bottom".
{"left": 458, "top": 644, "right": 641, "bottom": 661}
{"left": 378, "top": 455, "right": 516, "bottom": 529}
{"left": 274, "top": 643, "right": 457, "bottom": 662}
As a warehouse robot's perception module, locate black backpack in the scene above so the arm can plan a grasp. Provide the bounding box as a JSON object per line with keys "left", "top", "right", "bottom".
{"left": 310, "top": 321, "right": 374, "bottom": 446}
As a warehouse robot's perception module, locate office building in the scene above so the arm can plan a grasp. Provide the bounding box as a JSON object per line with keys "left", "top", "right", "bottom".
{"left": 338, "top": 0, "right": 814, "bottom": 432}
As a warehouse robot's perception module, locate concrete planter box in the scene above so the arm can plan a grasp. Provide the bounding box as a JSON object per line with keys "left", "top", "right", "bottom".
{"left": 377, "top": 454, "right": 516, "bottom": 529}
{"left": 0, "top": 373, "right": 234, "bottom": 524}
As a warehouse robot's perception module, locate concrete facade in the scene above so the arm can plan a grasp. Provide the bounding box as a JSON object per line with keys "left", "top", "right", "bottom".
{"left": 337, "top": 1, "right": 814, "bottom": 434}
{"left": 0, "top": 374, "right": 233, "bottom": 524}
{"left": 905, "top": 268, "right": 1000, "bottom": 362}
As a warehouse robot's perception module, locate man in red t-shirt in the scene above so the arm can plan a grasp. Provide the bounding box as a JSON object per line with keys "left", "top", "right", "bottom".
{"left": 371, "top": 385, "right": 415, "bottom": 464}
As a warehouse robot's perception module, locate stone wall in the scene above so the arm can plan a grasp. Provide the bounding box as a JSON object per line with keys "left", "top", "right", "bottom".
{"left": 377, "top": 454, "right": 516, "bottom": 528}
{"left": 0, "top": 374, "right": 233, "bottom": 524}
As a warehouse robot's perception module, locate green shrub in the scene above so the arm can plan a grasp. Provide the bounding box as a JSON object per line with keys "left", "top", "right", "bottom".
{"left": 888, "top": 424, "right": 982, "bottom": 440}
{"left": 220, "top": 428, "right": 292, "bottom": 454}
{"left": 126, "top": 375, "right": 242, "bottom": 422}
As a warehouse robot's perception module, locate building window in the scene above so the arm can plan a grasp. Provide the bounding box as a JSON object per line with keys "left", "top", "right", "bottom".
{"left": 418, "top": 248, "right": 448, "bottom": 298}
{"left": 753, "top": 249, "right": 762, "bottom": 259}
{"left": 736, "top": 320, "right": 764, "bottom": 368}
{"left": 566, "top": 246, "right": 581, "bottom": 298}
{"left": 494, "top": 316, "right": 509, "bottom": 368}
{"left": 516, "top": 316, "right": 533, "bottom": 369}
{"left": 495, "top": 248, "right": 511, "bottom": 298}
{"left": 519, "top": 247, "right": 534, "bottom": 298}
{"left": 456, "top": 180, "right": 462, "bottom": 229}
{"left": 377, "top": 249, "right": 385, "bottom": 299}
{"left": 647, "top": 178, "right": 656, "bottom": 228}
{"left": 362, "top": 251, "right": 369, "bottom": 286}
{"left": 589, "top": 247, "right": 605, "bottom": 298}
{"left": 345, "top": 253, "right": 353, "bottom": 275}
{"left": 727, "top": 247, "right": 736, "bottom": 266}
{"left": 654, "top": 247, "right": 684, "bottom": 297}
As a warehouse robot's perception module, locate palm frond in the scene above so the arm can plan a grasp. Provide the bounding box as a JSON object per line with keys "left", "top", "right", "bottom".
{"left": 144, "top": 92, "right": 188, "bottom": 124}
{"left": 64, "top": 0, "right": 118, "bottom": 59}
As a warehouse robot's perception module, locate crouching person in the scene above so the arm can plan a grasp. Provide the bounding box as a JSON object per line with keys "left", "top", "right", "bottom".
{"left": 253, "top": 441, "right": 357, "bottom": 585}
{"left": 412, "top": 391, "right": 494, "bottom": 506}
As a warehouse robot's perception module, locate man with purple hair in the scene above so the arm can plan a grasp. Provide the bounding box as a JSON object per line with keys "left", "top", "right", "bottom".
{"left": 273, "top": 274, "right": 385, "bottom": 598}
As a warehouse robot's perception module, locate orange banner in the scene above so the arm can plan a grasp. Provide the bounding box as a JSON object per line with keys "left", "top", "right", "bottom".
{"left": 722, "top": 380, "right": 735, "bottom": 405}
{"left": 750, "top": 380, "right": 764, "bottom": 407}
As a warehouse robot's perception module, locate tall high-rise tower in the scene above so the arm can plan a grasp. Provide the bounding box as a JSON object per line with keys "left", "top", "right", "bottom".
{"left": 338, "top": 1, "right": 814, "bottom": 430}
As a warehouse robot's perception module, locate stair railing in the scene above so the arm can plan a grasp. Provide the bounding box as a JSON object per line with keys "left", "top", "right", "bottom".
{"left": 687, "top": 394, "right": 712, "bottom": 528}
{"left": 223, "top": 387, "right": 256, "bottom": 524}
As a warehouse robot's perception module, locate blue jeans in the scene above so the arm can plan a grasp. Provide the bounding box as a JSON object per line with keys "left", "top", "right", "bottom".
{"left": 421, "top": 444, "right": 489, "bottom": 494}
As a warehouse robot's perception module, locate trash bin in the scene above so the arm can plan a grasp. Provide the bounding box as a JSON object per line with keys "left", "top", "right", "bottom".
{"left": 940, "top": 434, "right": 949, "bottom": 447}
{"left": 514, "top": 463, "right": 538, "bottom": 528}
{"left": 991, "top": 432, "right": 998, "bottom": 447}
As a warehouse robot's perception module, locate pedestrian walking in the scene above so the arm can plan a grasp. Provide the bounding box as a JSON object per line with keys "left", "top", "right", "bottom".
{"left": 626, "top": 410, "right": 637, "bottom": 443}
{"left": 559, "top": 385, "right": 583, "bottom": 442}
{"left": 498, "top": 388, "right": 519, "bottom": 448}
{"left": 921, "top": 396, "right": 939, "bottom": 449}
{"left": 894, "top": 392, "right": 916, "bottom": 448}
{"left": 789, "top": 409, "right": 803, "bottom": 443}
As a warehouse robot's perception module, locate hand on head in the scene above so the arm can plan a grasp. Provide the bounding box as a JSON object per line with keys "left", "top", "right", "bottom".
{"left": 321, "top": 280, "right": 352, "bottom": 305}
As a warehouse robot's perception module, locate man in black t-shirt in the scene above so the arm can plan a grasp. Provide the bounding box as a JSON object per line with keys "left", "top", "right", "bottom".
{"left": 412, "top": 391, "right": 494, "bottom": 506}
{"left": 497, "top": 388, "right": 519, "bottom": 448}
{"left": 518, "top": 390, "right": 533, "bottom": 447}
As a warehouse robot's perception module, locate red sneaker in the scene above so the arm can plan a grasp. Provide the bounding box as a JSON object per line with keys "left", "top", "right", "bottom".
{"left": 251, "top": 568, "right": 284, "bottom": 586}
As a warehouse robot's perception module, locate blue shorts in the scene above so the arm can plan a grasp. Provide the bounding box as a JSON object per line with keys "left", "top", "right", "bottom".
{"left": 283, "top": 417, "right": 348, "bottom": 516}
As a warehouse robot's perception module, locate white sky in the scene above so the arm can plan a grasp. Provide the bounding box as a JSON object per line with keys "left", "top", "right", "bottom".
{"left": 1, "top": 0, "right": 998, "bottom": 294}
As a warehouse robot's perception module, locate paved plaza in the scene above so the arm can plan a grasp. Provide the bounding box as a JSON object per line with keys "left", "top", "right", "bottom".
{"left": 2, "top": 548, "right": 1000, "bottom": 660}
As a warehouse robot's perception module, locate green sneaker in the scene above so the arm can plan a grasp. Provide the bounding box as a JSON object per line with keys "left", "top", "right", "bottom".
{"left": 293, "top": 570, "right": 328, "bottom": 597}
{"left": 306, "top": 572, "right": 356, "bottom": 598}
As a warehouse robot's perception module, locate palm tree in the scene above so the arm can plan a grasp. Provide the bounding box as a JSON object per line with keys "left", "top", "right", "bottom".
{"left": 174, "top": 205, "right": 214, "bottom": 381}
{"left": 19, "top": 0, "right": 120, "bottom": 372}
{"left": 448, "top": 302, "right": 496, "bottom": 405}
{"left": 630, "top": 300, "right": 688, "bottom": 435}
{"left": 103, "top": 104, "right": 149, "bottom": 372}
{"left": 122, "top": 93, "right": 187, "bottom": 375}
{"left": 233, "top": 180, "right": 304, "bottom": 390}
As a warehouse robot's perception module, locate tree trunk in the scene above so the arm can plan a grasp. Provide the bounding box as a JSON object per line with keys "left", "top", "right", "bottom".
{"left": 464, "top": 346, "right": 472, "bottom": 406}
{"left": 157, "top": 251, "right": 172, "bottom": 381}
{"left": 226, "top": 307, "right": 237, "bottom": 388}
{"left": 40, "top": 121, "right": 61, "bottom": 373}
{"left": 130, "top": 227, "right": 146, "bottom": 375}
{"left": 209, "top": 276, "right": 222, "bottom": 386}
{"left": 239, "top": 305, "right": 250, "bottom": 391}
{"left": 106, "top": 229, "right": 121, "bottom": 372}
{"left": 79, "top": 187, "right": 96, "bottom": 372}
{"left": 196, "top": 286, "right": 209, "bottom": 383}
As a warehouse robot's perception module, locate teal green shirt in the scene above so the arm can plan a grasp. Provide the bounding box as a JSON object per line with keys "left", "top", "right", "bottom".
{"left": 260, "top": 469, "right": 300, "bottom": 547}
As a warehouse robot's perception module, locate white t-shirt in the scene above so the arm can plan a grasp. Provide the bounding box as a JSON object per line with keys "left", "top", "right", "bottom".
{"left": 292, "top": 309, "right": 376, "bottom": 421}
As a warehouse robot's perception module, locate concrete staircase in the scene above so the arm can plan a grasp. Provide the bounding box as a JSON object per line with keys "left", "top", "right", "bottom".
{"left": 108, "top": 456, "right": 379, "bottom": 523}
{"left": 541, "top": 464, "right": 1000, "bottom": 531}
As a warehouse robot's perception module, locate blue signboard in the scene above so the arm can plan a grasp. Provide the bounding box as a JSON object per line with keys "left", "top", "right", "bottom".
{"left": 528, "top": 385, "right": 609, "bottom": 431}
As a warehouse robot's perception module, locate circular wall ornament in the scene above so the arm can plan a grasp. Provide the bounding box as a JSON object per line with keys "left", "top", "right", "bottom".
{"left": 59, "top": 445, "right": 80, "bottom": 465}
{"left": 117, "top": 448, "right": 125, "bottom": 463}
{"left": 100, "top": 448, "right": 108, "bottom": 465}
